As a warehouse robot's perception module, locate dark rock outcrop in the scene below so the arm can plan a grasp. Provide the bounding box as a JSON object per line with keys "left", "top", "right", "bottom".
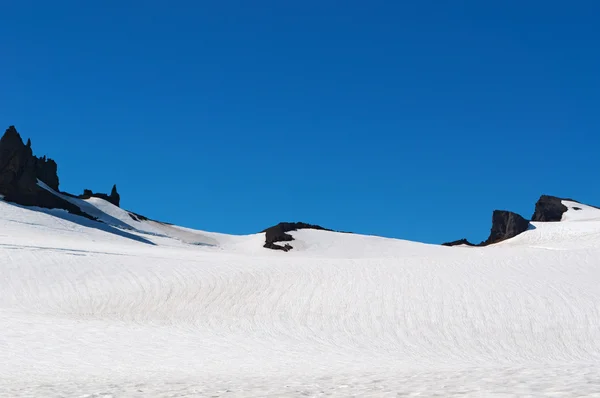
{"left": 35, "top": 156, "right": 59, "bottom": 191}
{"left": 262, "top": 222, "right": 332, "bottom": 251}
{"left": 531, "top": 195, "right": 569, "bottom": 222}
{"left": 482, "top": 210, "right": 530, "bottom": 245}
{"left": 0, "top": 126, "right": 90, "bottom": 218}
{"left": 264, "top": 242, "right": 294, "bottom": 252}
{"left": 128, "top": 211, "right": 149, "bottom": 222}
{"left": 78, "top": 184, "right": 121, "bottom": 207}
{"left": 444, "top": 210, "right": 530, "bottom": 247}
{"left": 442, "top": 238, "right": 476, "bottom": 247}
{"left": 0, "top": 126, "right": 60, "bottom": 192}
{"left": 110, "top": 184, "right": 120, "bottom": 206}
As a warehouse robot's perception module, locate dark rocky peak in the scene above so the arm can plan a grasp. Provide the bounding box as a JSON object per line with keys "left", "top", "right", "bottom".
{"left": 0, "top": 127, "right": 30, "bottom": 189}
{"left": 1, "top": 125, "right": 23, "bottom": 147}
{"left": 263, "top": 222, "right": 333, "bottom": 251}
{"left": 0, "top": 126, "right": 60, "bottom": 192}
{"left": 531, "top": 195, "right": 570, "bottom": 222}
{"left": 1, "top": 124, "right": 123, "bottom": 214}
{"left": 483, "top": 210, "right": 530, "bottom": 245}
{"left": 0, "top": 126, "right": 89, "bottom": 218}
{"left": 0, "top": 126, "right": 30, "bottom": 168}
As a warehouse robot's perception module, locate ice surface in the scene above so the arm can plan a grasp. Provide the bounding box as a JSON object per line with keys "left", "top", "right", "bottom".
{"left": 1, "top": 197, "right": 600, "bottom": 397}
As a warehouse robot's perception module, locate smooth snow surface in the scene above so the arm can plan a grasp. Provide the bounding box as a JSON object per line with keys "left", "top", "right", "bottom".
{"left": 2, "top": 198, "right": 600, "bottom": 397}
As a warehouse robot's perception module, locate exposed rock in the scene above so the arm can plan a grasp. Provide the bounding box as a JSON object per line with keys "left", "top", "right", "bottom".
{"left": 264, "top": 242, "right": 294, "bottom": 252}
{"left": 531, "top": 195, "right": 569, "bottom": 222}
{"left": 0, "top": 126, "right": 61, "bottom": 192}
{"left": 35, "top": 156, "right": 59, "bottom": 191}
{"left": 0, "top": 126, "right": 89, "bottom": 218}
{"left": 128, "top": 212, "right": 149, "bottom": 222}
{"left": 262, "top": 222, "right": 332, "bottom": 251}
{"left": 0, "top": 126, "right": 60, "bottom": 191}
{"left": 0, "top": 126, "right": 37, "bottom": 193}
{"left": 78, "top": 184, "right": 120, "bottom": 207}
{"left": 110, "top": 184, "right": 121, "bottom": 207}
{"left": 442, "top": 238, "right": 476, "bottom": 247}
{"left": 482, "top": 210, "right": 530, "bottom": 245}
{"left": 444, "top": 210, "right": 530, "bottom": 247}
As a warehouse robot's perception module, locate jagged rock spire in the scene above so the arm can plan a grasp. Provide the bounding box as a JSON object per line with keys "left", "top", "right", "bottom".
{"left": 110, "top": 184, "right": 121, "bottom": 207}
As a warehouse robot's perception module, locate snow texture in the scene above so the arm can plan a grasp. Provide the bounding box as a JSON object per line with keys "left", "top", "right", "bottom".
{"left": 1, "top": 196, "right": 600, "bottom": 397}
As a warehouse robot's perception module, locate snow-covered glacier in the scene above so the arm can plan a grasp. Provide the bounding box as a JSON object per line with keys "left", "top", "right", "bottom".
{"left": 1, "top": 195, "right": 600, "bottom": 397}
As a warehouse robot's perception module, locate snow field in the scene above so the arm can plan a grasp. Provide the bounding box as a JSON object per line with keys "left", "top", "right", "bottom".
{"left": 1, "top": 198, "right": 600, "bottom": 396}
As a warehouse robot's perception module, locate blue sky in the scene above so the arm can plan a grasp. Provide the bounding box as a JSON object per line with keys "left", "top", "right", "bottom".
{"left": 2, "top": 1, "right": 599, "bottom": 244}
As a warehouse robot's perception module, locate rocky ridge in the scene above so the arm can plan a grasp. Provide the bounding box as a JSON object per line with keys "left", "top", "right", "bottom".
{"left": 78, "top": 185, "right": 121, "bottom": 207}
{"left": 443, "top": 195, "right": 581, "bottom": 247}
{"left": 0, "top": 126, "right": 120, "bottom": 220}
{"left": 1, "top": 125, "right": 595, "bottom": 252}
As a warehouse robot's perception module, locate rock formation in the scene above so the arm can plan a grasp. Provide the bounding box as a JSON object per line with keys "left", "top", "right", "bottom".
{"left": 110, "top": 184, "right": 120, "bottom": 206}
{"left": 78, "top": 184, "right": 121, "bottom": 207}
{"left": 0, "top": 126, "right": 60, "bottom": 193}
{"left": 482, "top": 210, "right": 530, "bottom": 245}
{"left": 442, "top": 238, "right": 476, "bottom": 247}
{"left": 263, "top": 222, "right": 332, "bottom": 251}
{"left": 0, "top": 125, "right": 118, "bottom": 218}
{"left": 442, "top": 210, "right": 530, "bottom": 247}
{"left": 443, "top": 194, "right": 589, "bottom": 247}
{"left": 0, "top": 126, "right": 90, "bottom": 217}
{"left": 531, "top": 195, "right": 569, "bottom": 222}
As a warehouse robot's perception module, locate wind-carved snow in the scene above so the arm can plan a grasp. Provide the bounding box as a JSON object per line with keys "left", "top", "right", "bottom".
{"left": 1, "top": 199, "right": 600, "bottom": 397}
{"left": 561, "top": 200, "right": 600, "bottom": 222}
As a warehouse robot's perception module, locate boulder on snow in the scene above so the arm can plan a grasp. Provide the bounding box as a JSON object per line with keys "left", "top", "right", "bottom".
{"left": 264, "top": 242, "right": 294, "bottom": 252}
{"left": 531, "top": 195, "right": 569, "bottom": 222}
{"left": 262, "top": 222, "right": 332, "bottom": 251}
{"left": 442, "top": 238, "right": 476, "bottom": 247}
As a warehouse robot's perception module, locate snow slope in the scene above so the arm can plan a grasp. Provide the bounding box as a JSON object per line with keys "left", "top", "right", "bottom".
{"left": 1, "top": 198, "right": 600, "bottom": 397}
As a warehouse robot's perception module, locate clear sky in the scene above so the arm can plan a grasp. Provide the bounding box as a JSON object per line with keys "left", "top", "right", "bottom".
{"left": 2, "top": 1, "right": 599, "bottom": 244}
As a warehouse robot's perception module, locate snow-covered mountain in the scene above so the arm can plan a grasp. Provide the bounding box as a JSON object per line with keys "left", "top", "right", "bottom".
{"left": 2, "top": 126, "right": 600, "bottom": 397}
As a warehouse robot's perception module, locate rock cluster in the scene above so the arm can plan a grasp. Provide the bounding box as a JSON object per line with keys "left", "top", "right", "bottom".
{"left": 0, "top": 126, "right": 88, "bottom": 216}
{"left": 443, "top": 210, "right": 530, "bottom": 247}
{"left": 78, "top": 184, "right": 121, "bottom": 207}
{"left": 443, "top": 195, "right": 587, "bottom": 247}
{"left": 0, "top": 125, "right": 120, "bottom": 216}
